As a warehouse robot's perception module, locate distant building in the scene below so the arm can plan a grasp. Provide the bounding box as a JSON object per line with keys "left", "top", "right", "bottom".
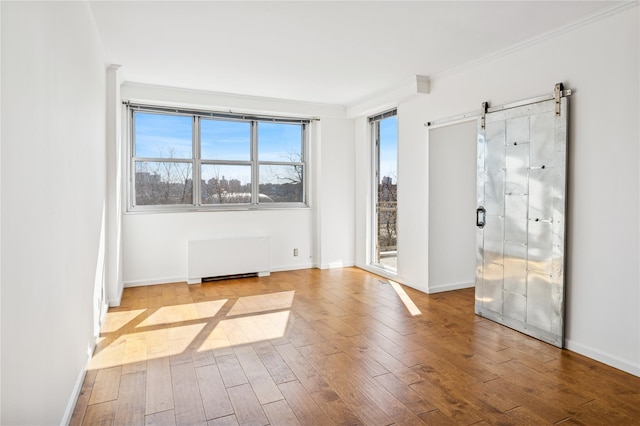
{"left": 136, "top": 171, "right": 161, "bottom": 184}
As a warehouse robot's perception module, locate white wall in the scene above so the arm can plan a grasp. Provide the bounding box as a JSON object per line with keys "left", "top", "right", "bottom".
{"left": 396, "top": 99, "right": 430, "bottom": 286}
{"left": 354, "top": 117, "right": 372, "bottom": 270}
{"left": 118, "top": 84, "right": 355, "bottom": 289}
{"left": 361, "top": 7, "right": 638, "bottom": 375}
{"left": 1, "top": 2, "right": 107, "bottom": 424}
{"left": 123, "top": 209, "right": 315, "bottom": 285}
{"left": 316, "top": 118, "right": 356, "bottom": 269}
{"left": 428, "top": 121, "right": 477, "bottom": 292}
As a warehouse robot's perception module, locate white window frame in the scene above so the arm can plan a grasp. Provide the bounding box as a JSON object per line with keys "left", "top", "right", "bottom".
{"left": 126, "top": 103, "right": 310, "bottom": 212}
{"left": 369, "top": 108, "right": 398, "bottom": 273}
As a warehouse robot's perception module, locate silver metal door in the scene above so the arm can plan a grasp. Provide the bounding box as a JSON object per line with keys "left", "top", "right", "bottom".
{"left": 475, "top": 88, "right": 568, "bottom": 347}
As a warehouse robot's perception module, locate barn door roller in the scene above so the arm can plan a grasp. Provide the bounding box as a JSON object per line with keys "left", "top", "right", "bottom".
{"left": 554, "top": 82, "right": 564, "bottom": 116}
{"left": 480, "top": 102, "right": 488, "bottom": 129}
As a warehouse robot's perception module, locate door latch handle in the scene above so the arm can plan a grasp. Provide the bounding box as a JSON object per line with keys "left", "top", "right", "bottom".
{"left": 476, "top": 206, "right": 486, "bottom": 228}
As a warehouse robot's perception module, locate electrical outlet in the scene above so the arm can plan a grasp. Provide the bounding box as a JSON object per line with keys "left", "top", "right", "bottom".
{"left": 293, "top": 248, "right": 299, "bottom": 256}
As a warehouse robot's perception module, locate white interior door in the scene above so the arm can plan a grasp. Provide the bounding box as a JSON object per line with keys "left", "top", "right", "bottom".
{"left": 475, "top": 92, "right": 568, "bottom": 347}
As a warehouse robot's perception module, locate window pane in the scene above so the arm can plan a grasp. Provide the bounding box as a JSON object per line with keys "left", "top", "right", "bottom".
{"left": 258, "top": 123, "right": 302, "bottom": 162}
{"left": 259, "top": 165, "right": 303, "bottom": 203}
{"left": 201, "top": 119, "right": 250, "bottom": 161}
{"left": 379, "top": 116, "right": 398, "bottom": 186}
{"left": 135, "top": 161, "right": 193, "bottom": 205}
{"left": 201, "top": 164, "right": 252, "bottom": 204}
{"left": 134, "top": 112, "right": 192, "bottom": 159}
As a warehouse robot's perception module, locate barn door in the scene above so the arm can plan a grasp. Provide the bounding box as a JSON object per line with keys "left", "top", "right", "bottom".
{"left": 475, "top": 84, "right": 569, "bottom": 347}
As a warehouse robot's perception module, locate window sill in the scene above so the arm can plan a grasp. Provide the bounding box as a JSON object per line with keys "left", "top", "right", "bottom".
{"left": 124, "top": 204, "right": 311, "bottom": 215}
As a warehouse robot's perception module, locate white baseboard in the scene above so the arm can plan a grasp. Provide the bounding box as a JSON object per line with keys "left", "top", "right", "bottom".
{"left": 427, "top": 280, "right": 475, "bottom": 294}
{"left": 123, "top": 265, "right": 315, "bottom": 288}
{"left": 270, "top": 263, "right": 315, "bottom": 272}
{"left": 565, "top": 338, "right": 640, "bottom": 378}
{"left": 124, "top": 276, "right": 187, "bottom": 288}
{"left": 60, "top": 344, "right": 94, "bottom": 426}
{"left": 319, "top": 261, "right": 355, "bottom": 269}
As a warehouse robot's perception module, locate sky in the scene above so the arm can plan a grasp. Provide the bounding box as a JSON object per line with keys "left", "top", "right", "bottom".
{"left": 135, "top": 112, "right": 193, "bottom": 158}
{"left": 379, "top": 115, "right": 398, "bottom": 183}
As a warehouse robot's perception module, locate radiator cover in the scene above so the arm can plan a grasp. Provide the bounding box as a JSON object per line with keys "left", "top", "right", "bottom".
{"left": 187, "top": 236, "right": 270, "bottom": 284}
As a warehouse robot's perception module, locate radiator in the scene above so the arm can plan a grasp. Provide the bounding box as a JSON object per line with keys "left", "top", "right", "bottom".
{"left": 187, "top": 236, "right": 270, "bottom": 284}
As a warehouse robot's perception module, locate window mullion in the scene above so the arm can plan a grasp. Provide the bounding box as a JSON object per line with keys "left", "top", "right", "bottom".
{"left": 258, "top": 161, "right": 304, "bottom": 166}
{"left": 200, "top": 160, "right": 252, "bottom": 166}
{"left": 302, "top": 123, "right": 307, "bottom": 206}
{"left": 193, "top": 116, "right": 201, "bottom": 206}
{"left": 131, "top": 157, "right": 194, "bottom": 163}
{"left": 251, "top": 121, "right": 259, "bottom": 205}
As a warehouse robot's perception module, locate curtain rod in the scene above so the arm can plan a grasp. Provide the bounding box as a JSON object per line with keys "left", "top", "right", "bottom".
{"left": 123, "top": 101, "right": 313, "bottom": 124}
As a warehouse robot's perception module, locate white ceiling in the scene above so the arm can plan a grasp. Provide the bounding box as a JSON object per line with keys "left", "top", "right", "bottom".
{"left": 89, "top": 1, "right": 625, "bottom": 106}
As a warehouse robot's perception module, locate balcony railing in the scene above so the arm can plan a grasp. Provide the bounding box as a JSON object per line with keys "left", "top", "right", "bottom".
{"left": 377, "top": 201, "right": 397, "bottom": 259}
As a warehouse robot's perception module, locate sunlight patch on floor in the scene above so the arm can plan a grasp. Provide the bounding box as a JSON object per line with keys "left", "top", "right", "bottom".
{"left": 137, "top": 299, "right": 228, "bottom": 327}
{"left": 89, "top": 323, "right": 206, "bottom": 369}
{"left": 91, "top": 291, "right": 294, "bottom": 369}
{"left": 200, "top": 310, "right": 291, "bottom": 351}
{"left": 226, "top": 290, "right": 294, "bottom": 317}
{"left": 389, "top": 280, "right": 422, "bottom": 316}
{"left": 101, "top": 309, "right": 146, "bottom": 333}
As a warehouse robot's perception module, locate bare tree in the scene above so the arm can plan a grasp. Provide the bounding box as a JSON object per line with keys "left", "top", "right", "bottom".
{"left": 377, "top": 174, "right": 397, "bottom": 251}
{"left": 261, "top": 151, "right": 303, "bottom": 202}
{"left": 135, "top": 147, "right": 193, "bottom": 205}
{"left": 202, "top": 166, "right": 227, "bottom": 204}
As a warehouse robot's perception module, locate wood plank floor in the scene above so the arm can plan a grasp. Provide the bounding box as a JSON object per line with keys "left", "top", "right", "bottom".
{"left": 71, "top": 268, "right": 640, "bottom": 425}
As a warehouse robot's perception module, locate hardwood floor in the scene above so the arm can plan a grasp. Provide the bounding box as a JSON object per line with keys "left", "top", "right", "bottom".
{"left": 71, "top": 268, "right": 640, "bottom": 425}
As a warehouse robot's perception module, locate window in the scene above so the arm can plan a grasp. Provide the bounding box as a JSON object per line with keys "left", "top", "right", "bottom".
{"left": 370, "top": 109, "right": 398, "bottom": 272}
{"left": 128, "top": 104, "right": 309, "bottom": 211}
{"left": 257, "top": 122, "right": 304, "bottom": 203}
